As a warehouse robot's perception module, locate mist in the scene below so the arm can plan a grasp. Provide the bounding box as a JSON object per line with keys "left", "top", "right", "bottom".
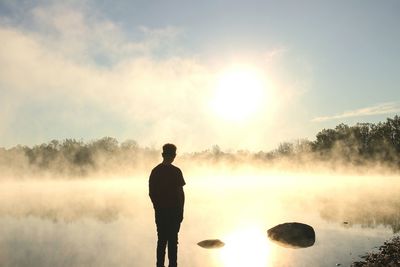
{"left": 1, "top": 115, "right": 399, "bottom": 178}
{"left": 1, "top": 171, "right": 399, "bottom": 266}
{"left": 0, "top": 117, "right": 399, "bottom": 266}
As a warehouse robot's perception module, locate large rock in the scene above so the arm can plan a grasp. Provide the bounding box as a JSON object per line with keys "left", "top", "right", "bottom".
{"left": 197, "top": 239, "right": 225, "bottom": 249}
{"left": 267, "top": 222, "right": 315, "bottom": 248}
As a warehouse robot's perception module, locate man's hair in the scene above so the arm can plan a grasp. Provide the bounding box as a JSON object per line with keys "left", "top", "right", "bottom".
{"left": 162, "top": 143, "right": 177, "bottom": 155}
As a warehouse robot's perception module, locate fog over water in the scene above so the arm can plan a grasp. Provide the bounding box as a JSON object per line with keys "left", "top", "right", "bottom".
{"left": 0, "top": 165, "right": 399, "bottom": 267}
{"left": 1, "top": 1, "right": 399, "bottom": 266}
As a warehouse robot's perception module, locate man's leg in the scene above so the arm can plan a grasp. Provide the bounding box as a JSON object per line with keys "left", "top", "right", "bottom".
{"left": 167, "top": 216, "right": 181, "bottom": 267}
{"left": 156, "top": 236, "right": 167, "bottom": 267}
{"left": 167, "top": 231, "right": 178, "bottom": 267}
{"left": 156, "top": 209, "right": 168, "bottom": 267}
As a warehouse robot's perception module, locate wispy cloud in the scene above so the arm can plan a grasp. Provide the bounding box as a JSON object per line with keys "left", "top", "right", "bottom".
{"left": 0, "top": 3, "right": 209, "bottom": 148}
{"left": 312, "top": 102, "right": 400, "bottom": 122}
{"left": 0, "top": 2, "right": 307, "bottom": 151}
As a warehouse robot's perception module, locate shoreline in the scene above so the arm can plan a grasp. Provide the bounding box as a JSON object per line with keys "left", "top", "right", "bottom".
{"left": 351, "top": 235, "right": 400, "bottom": 266}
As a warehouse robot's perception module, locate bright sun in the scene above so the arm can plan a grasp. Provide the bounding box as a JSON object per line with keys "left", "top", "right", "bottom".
{"left": 211, "top": 66, "right": 267, "bottom": 122}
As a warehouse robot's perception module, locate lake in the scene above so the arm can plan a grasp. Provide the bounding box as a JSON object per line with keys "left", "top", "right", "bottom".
{"left": 0, "top": 169, "right": 398, "bottom": 266}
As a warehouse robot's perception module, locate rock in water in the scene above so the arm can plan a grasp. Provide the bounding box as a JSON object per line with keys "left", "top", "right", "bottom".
{"left": 267, "top": 222, "right": 315, "bottom": 248}
{"left": 197, "top": 239, "right": 225, "bottom": 249}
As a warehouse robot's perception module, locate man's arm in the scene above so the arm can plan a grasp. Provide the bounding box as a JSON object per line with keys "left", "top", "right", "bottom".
{"left": 178, "top": 186, "right": 185, "bottom": 222}
{"left": 149, "top": 170, "right": 156, "bottom": 207}
{"left": 178, "top": 169, "right": 185, "bottom": 222}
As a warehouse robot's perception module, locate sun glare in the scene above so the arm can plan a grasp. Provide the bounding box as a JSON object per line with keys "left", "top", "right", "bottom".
{"left": 219, "top": 225, "right": 271, "bottom": 267}
{"left": 211, "top": 67, "right": 268, "bottom": 122}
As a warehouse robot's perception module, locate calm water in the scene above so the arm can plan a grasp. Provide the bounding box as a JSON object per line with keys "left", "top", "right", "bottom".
{"left": 0, "top": 170, "right": 399, "bottom": 267}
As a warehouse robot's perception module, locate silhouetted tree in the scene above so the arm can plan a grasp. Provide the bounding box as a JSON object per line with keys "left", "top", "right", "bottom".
{"left": 0, "top": 115, "right": 399, "bottom": 177}
{"left": 276, "top": 142, "right": 294, "bottom": 156}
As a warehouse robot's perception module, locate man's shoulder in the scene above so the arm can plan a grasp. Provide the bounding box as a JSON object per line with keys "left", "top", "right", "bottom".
{"left": 170, "top": 164, "right": 182, "bottom": 172}
{"left": 152, "top": 163, "right": 163, "bottom": 171}
{"left": 152, "top": 163, "right": 181, "bottom": 171}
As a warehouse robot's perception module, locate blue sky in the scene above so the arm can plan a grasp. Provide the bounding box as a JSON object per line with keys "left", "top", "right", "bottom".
{"left": 0, "top": 0, "right": 399, "bottom": 151}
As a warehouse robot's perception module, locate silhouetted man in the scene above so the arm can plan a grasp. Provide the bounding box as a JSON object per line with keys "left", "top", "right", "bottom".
{"left": 149, "top": 144, "right": 185, "bottom": 267}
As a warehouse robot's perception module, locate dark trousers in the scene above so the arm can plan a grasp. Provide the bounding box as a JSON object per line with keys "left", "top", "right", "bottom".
{"left": 155, "top": 208, "right": 182, "bottom": 267}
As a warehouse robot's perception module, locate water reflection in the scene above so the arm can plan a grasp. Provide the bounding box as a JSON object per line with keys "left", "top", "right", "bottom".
{"left": 0, "top": 179, "right": 138, "bottom": 224}
{"left": 317, "top": 190, "right": 400, "bottom": 233}
{"left": 219, "top": 225, "right": 271, "bottom": 267}
{"left": 1, "top": 174, "right": 400, "bottom": 266}
{"left": 0, "top": 205, "right": 120, "bottom": 223}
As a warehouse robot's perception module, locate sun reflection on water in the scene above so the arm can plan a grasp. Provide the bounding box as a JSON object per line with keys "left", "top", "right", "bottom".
{"left": 219, "top": 225, "right": 272, "bottom": 267}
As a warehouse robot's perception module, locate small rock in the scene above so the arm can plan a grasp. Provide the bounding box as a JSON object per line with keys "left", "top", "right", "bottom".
{"left": 197, "top": 239, "right": 225, "bottom": 249}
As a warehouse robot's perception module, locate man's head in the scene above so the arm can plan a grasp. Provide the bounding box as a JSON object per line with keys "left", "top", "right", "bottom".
{"left": 162, "top": 143, "right": 177, "bottom": 164}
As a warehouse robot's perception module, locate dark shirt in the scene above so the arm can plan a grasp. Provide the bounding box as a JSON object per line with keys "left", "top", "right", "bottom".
{"left": 149, "top": 163, "right": 186, "bottom": 210}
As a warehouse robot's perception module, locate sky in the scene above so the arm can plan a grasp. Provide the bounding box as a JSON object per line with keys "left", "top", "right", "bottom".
{"left": 0, "top": 0, "right": 399, "bottom": 152}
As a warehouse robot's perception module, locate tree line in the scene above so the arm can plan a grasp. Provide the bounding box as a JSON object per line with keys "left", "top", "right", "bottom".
{"left": 0, "top": 138, "right": 159, "bottom": 176}
{"left": 274, "top": 115, "right": 400, "bottom": 166}
{"left": 0, "top": 115, "right": 399, "bottom": 177}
